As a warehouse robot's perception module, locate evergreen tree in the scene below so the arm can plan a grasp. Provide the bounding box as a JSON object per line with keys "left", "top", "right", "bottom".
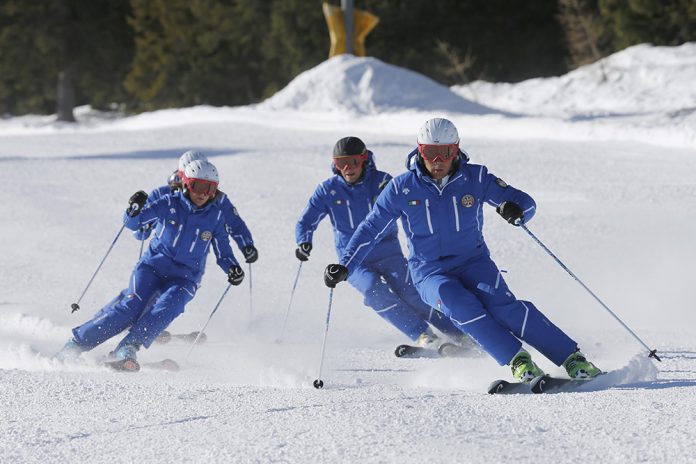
{"left": 0, "top": 0, "right": 132, "bottom": 119}
{"left": 599, "top": 0, "right": 696, "bottom": 49}
{"left": 558, "top": 0, "right": 611, "bottom": 72}
{"left": 125, "top": 0, "right": 269, "bottom": 110}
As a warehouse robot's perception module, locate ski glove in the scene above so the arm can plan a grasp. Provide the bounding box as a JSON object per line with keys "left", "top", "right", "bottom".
{"left": 228, "top": 265, "right": 245, "bottom": 286}
{"left": 242, "top": 245, "right": 258, "bottom": 263}
{"left": 324, "top": 264, "right": 348, "bottom": 288}
{"left": 295, "top": 243, "right": 312, "bottom": 262}
{"left": 128, "top": 190, "right": 148, "bottom": 217}
{"left": 497, "top": 201, "right": 524, "bottom": 226}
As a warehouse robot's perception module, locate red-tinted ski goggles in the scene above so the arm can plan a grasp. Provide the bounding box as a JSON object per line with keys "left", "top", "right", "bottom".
{"left": 333, "top": 153, "right": 368, "bottom": 170}
{"left": 417, "top": 143, "right": 459, "bottom": 162}
{"left": 185, "top": 177, "right": 218, "bottom": 196}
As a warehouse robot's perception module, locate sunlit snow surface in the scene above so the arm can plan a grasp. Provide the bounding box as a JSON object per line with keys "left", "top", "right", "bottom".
{"left": 1, "top": 43, "right": 695, "bottom": 463}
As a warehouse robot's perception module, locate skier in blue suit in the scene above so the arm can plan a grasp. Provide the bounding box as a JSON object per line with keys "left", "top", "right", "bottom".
{"left": 296, "top": 136, "right": 465, "bottom": 348}
{"left": 58, "top": 160, "right": 246, "bottom": 370}
{"left": 98, "top": 151, "right": 257, "bottom": 340}
{"left": 323, "top": 119, "right": 602, "bottom": 382}
{"left": 135, "top": 150, "right": 257, "bottom": 264}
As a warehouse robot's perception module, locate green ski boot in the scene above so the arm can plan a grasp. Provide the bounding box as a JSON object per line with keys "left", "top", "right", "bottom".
{"left": 414, "top": 329, "right": 439, "bottom": 347}
{"left": 563, "top": 351, "right": 602, "bottom": 379}
{"left": 510, "top": 350, "right": 545, "bottom": 383}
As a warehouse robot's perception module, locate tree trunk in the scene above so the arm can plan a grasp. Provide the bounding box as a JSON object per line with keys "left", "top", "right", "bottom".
{"left": 56, "top": 66, "right": 76, "bottom": 122}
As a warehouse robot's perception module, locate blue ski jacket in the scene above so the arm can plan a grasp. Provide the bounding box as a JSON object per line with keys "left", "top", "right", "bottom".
{"left": 124, "top": 191, "right": 239, "bottom": 284}
{"left": 340, "top": 150, "right": 536, "bottom": 283}
{"left": 296, "top": 152, "right": 402, "bottom": 262}
{"left": 134, "top": 185, "right": 253, "bottom": 251}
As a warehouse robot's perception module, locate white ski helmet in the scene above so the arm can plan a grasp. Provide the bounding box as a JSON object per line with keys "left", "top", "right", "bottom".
{"left": 416, "top": 118, "right": 459, "bottom": 145}
{"left": 183, "top": 159, "right": 219, "bottom": 195}
{"left": 178, "top": 150, "right": 208, "bottom": 173}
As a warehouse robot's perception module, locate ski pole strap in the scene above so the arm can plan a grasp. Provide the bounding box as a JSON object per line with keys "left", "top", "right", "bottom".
{"left": 520, "top": 224, "right": 660, "bottom": 362}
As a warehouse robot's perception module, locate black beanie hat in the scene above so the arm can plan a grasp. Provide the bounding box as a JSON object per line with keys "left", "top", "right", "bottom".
{"left": 333, "top": 136, "right": 366, "bottom": 157}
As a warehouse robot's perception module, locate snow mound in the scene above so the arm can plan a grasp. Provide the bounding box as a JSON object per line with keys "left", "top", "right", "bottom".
{"left": 260, "top": 54, "right": 499, "bottom": 115}
{"left": 453, "top": 42, "right": 696, "bottom": 117}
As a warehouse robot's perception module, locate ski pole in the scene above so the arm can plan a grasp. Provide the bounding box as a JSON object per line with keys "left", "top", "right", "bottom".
{"left": 313, "top": 287, "right": 335, "bottom": 389}
{"left": 70, "top": 222, "right": 127, "bottom": 313}
{"left": 248, "top": 263, "right": 253, "bottom": 322}
{"left": 520, "top": 223, "right": 661, "bottom": 362}
{"left": 185, "top": 283, "right": 233, "bottom": 361}
{"left": 277, "top": 261, "right": 303, "bottom": 343}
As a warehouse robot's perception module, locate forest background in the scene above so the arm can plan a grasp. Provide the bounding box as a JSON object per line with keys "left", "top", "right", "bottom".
{"left": 1, "top": 0, "right": 694, "bottom": 121}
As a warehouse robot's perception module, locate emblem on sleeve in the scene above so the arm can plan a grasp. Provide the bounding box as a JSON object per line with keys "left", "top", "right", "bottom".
{"left": 200, "top": 231, "right": 212, "bottom": 241}
{"left": 408, "top": 200, "right": 421, "bottom": 206}
{"left": 402, "top": 188, "right": 410, "bottom": 195}
{"left": 496, "top": 178, "right": 508, "bottom": 188}
{"left": 461, "top": 194, "right": 475, "bottom": 207}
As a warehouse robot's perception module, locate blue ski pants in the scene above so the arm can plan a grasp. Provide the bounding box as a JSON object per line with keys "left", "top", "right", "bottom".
{"left": 349, "top": 254, "right": 462, "bottom": 341}
{"left": 73, "top": 262, "right": 197, "bottom": 349}
{"left": 415, "top": 253, "right": 577, "bottom": 366}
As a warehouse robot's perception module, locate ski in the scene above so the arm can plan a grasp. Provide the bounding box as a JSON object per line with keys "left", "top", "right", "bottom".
{"left": 143, "top": 358, "right": 180, "bottom": 372}
{"left": 530, "top": 374, "right": 603, "bottom": 394}
{"left": 437, "top": 342, "right": 483, "bottom": 358}
{"left": 487, "top": 379, "right": 532, "bottom": 395}
{"left": 394, "top": 344, "right": 440, "bottom": 358}
{"left": 104, "top": 358, "right": 140, "bottom": 372}
{"left": 155, "top": 330, "right": 207, "bottom": 344}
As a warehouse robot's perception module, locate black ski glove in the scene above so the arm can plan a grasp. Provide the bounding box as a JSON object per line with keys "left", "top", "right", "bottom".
{"left": 242, "top": 245, "right": 258, "bottom": 263}
{"left": 324, "top": 264, "right": 348, "bottom": 288}
{"left": 128, "top": 190, "right": 148, "bottom": 217}
{"left": 227, "top": 265, "right": 245, "bottom": 286}
{"left": 295, "top": 243, "right": 312, "bottom": 262}
{"left": 497, "top": 201, "right": 524, "bottom": 226}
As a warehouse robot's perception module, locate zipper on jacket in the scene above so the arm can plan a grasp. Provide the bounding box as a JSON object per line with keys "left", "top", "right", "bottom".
{"left": 425, "top": 199, "right": 434, "bottom": 234}
{"left": 451, "top": 196, "right": 460, "bottom": 232}
{"left": 189, "top": 228, "right": 200, "bottom": 252}
{"left": 346, "top": 200, "right": 355, "bottom": 229}
{"left": 172, "top": 224, "right": 184, "bottom": 247}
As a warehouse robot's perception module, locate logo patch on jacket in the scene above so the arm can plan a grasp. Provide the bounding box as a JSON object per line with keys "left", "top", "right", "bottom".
{"left": 461, "top": 195, "right": 475, "bottom": 207}
{"left": 496, "top": 178, "right": 508, "bottom": 188}
{"left": 200, "top": 231, "right": 212, "bottom": 241}
{"left": 402, "top": 188, "right": 410, "bottom": 195}
{"left": 408, "top": 200, "right": 421, "bottom": 206}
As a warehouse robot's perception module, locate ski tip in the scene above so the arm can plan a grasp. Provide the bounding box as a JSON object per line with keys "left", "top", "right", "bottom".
{"left": 530, "top": 375, "right": 549, "bottom": 394}
{"left": 106, "top": 358, "right": 140, "bottom": 372}
{"left": 155, "top": 330, "right": 172, "bottom": 344}
{"left": 313, "top": 379, "right": 324, "bottom": 389}
{"left": 394, "top": 345, "right": 409, "bottom": 357}
{"left": 487, "top": 379, "right": 510, "bottom": 395}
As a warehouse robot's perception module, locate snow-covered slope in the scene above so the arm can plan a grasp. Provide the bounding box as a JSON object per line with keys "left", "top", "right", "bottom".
{"left": 1, "top": 44, "right": 696, "bottom": 463}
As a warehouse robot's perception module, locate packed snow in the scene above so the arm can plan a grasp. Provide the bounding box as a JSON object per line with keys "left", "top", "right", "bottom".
{"left": 2, "top": 43, "right": 696, "bottom": 463}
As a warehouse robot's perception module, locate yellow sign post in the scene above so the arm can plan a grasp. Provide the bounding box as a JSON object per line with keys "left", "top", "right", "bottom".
{"left": 322, "top": 2, "right": 379, "bottom": 57}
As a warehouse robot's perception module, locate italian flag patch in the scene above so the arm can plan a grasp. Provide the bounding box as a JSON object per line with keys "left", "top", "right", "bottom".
{"left": 408, "top": 200, "right": 420, "bottom": 206}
